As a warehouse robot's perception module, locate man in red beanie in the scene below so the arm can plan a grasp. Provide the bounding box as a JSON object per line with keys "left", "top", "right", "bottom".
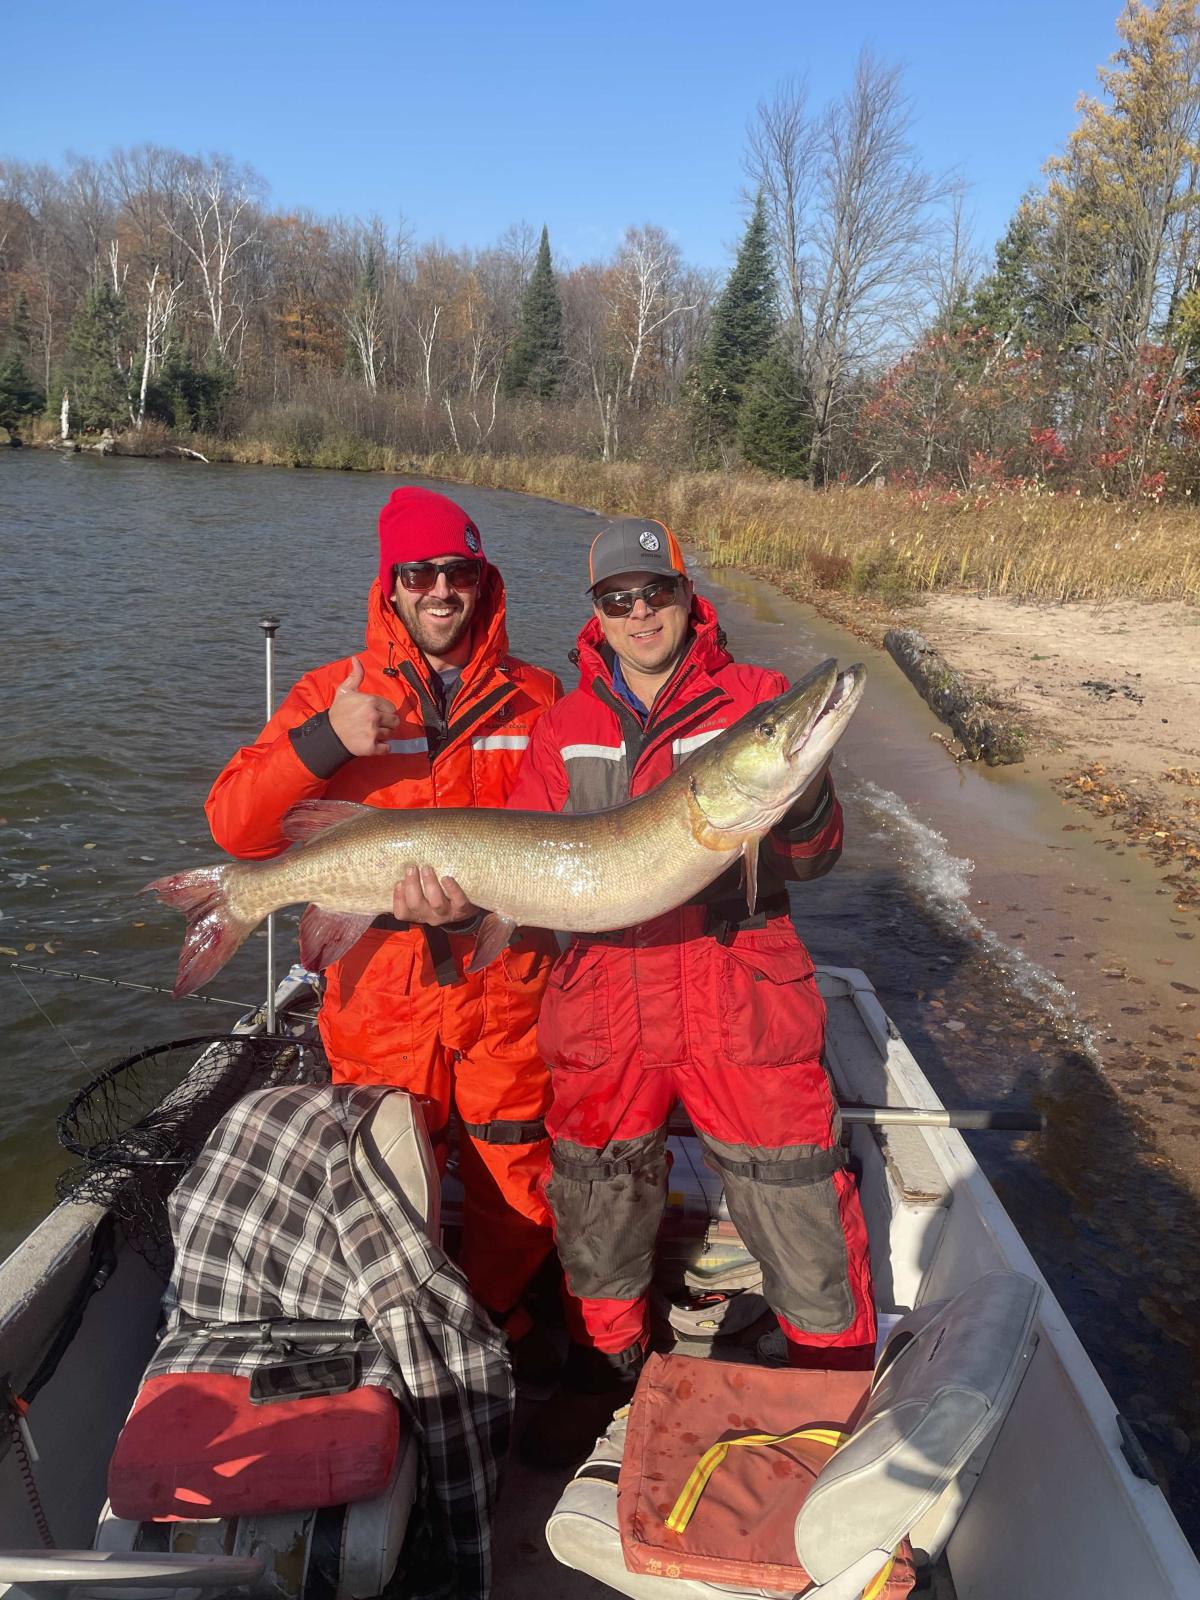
{"left": 206, "top": 486, "right": 563, "bottom": 1344}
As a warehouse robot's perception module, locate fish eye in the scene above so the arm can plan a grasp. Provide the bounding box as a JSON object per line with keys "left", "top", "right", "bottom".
{"left": 757, "top": 720, "right": 776, "bottom": 739}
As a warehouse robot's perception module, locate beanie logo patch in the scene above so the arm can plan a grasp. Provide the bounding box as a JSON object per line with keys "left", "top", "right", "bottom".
{"left": 465, "top": 524, "right": 480, "bottom": 553}
{"left": 639, "top": 530, "right": 661, "bottom": 552}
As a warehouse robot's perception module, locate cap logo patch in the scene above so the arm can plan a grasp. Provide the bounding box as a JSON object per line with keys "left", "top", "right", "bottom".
{"left": 465, "top": 524, "right": 480, "bottom": 553}
{"left": 639, "top": 530, "right": 661, "bottom": 552}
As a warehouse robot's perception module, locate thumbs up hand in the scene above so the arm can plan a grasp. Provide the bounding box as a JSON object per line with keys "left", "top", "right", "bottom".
{"left": 327, "top": 657, "right": 401, "bottom": 757}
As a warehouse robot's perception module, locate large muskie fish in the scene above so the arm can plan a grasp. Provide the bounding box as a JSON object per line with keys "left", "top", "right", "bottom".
{"left": 150, "top": 657, "right": 864, "bottom": 996}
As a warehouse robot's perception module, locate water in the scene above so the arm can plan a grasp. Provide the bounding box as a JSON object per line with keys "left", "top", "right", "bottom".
{"left": 1, "top": 449, "right": 1197, "bottom": 1544}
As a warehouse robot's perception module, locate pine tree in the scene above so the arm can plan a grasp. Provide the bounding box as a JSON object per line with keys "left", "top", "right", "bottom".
{"left": 67, "top": 281, "right": 130, "bottom": 431}
{"left": 501, "top": 225, "right": 565, "bottom": 400}
{"left": 736, "top": 347, "right": 812, "bottom": 477}
{"left": 146, "top": 344, "right": 235, "bottom": 431}
{"left": 0, "top": 290, "right": 44, "bottom": 429}
{"left": 0, "top": 353, "right": 43, "bottom": 430}
{"left": 9, "top": 290, "right": 34, "bottom": 360}
{"left": 690, "top": 195, "right": 778, "bottom": 456}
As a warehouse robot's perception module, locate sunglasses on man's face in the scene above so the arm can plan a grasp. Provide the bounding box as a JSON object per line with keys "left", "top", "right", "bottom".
{"left": 594, "top": 577, "right": 683, "bottom": 619}
{"left": 395, "top": 559, "right": 483, "bottom": 594}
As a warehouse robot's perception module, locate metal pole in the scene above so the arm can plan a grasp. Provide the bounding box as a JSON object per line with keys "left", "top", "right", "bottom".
{"left": 840, "top": 1106, "right": 1044, "bottom": 1132}
{"left": 261, "top": 615, "right": 281, "bottom": 1033}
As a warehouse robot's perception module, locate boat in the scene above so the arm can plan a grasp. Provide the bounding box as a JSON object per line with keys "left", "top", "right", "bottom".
{"left": 0, "top": 966, "right": 1197, "bottom": 1599}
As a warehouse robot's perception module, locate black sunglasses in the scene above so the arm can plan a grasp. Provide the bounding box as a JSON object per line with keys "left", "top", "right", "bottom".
{"left": 395, "top": 559, "right": 483, "bottom": 594}
{"left": 594, "top": 576, "right": 683, "bottom": 618}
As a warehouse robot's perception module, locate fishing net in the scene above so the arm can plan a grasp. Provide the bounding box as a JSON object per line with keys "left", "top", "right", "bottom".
{"left": 55, "top": 1033, "right": 331, "bottom": 1277}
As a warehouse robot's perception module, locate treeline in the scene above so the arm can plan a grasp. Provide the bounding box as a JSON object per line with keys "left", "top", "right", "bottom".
{"left": 4, "top": 2, "right": 1200, "bottom": 499}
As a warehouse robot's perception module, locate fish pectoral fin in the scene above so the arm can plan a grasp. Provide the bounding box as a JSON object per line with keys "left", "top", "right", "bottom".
{"left": 742, "top": 838, "right": 759, "bottom": 917}
{"left": 282, "top": 799, "right": 373, "bottom": 844}
{"left": 466, "top": 912, "right": 518, "bottom": 974}
{"left": 299, "top": 905, "right": 375, "bottom": 971}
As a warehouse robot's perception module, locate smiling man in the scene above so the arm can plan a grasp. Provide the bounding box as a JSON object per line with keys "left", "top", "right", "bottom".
{"left": 507, "top": 516, "right": 877, "bottom": 1466}
{"left": 205, "top": 485, "right": 563, "bottom": 1346}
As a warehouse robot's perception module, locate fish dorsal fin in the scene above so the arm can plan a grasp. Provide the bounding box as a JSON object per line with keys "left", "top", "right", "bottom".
{"left": 299, "top": 904, "right": 374, "bottom": 970}
{"left": 466, "top": 912, "right": 517, "bottom": 974}
{"left": 742, "top": 838, "right": 759, "bottom": 916}
{"left": 282, "top": 799, "right": 372, "bottom": 843}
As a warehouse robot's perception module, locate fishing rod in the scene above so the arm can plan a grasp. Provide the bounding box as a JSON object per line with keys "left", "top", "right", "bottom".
{"left": 7, "top": 960, "right": 253, "bottom": 1012}
{"left": 261, "top": 614, "right": 281, "bottom": 1034}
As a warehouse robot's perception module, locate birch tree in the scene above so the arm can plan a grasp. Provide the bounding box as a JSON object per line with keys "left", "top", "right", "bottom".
{"left": 135, "top": 263, "right": 183, "bottom": 426}
{"left": 167, "top": 157, "right": 261, "bottom": 362}
{"left": 610, "top": 225, "right": 697, "bottom": 400}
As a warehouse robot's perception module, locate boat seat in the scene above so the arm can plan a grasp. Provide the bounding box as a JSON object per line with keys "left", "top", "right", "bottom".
{"left": 107, "top": 1371, "right": 400, "bottom": 1521}
{"left": 546, "top": 1270, "right": 1042, "bottom": 1600}
{"left": 98, "top": 1089, "right": 438, "bottom": 1600}
{"left": 351, "top": 1085, "right": 442, "bottom": 1239}
{"left": 96, "top": 1424, "right": 420, "bottom": 1600}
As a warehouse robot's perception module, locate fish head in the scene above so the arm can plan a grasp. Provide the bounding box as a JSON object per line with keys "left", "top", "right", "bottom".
{"left": 686, "top": 658, "right": 866, "bottom": 842}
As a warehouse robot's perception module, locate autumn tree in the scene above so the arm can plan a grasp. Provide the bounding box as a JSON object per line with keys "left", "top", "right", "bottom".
{"left": 746, "top": 53, "right": 952, "bottom": 483}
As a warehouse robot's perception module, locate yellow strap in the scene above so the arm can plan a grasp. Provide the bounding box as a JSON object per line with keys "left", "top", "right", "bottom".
{"left": 665, "top": 1426, "right": 846, "bottom": 1533}
{"left": 861, "top": 1551, "right": 898, "bottom": 1600}
{"left": 665, "top": 1424, "right": 901, "bottom": 1598}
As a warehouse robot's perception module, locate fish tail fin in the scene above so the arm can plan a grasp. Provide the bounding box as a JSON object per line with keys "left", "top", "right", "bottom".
{"left": 145, "top": 866, "right": 257, "bottom": 997}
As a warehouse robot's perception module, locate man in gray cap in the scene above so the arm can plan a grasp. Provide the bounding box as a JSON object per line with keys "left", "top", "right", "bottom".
{"left": 507, "top": 517, "right": 875, "bottom": 1467}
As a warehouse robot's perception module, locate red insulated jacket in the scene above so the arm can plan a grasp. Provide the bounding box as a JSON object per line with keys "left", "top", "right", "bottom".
{"left": 505, "top": 596, "right": 843, "bottom": 1080}
{"left": 206, "top": 568, "right": 563, "bottom": 1082}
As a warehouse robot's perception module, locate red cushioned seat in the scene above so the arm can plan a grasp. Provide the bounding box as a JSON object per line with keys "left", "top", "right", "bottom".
{"left": 108, "top": 1373, "right": 400, "bottom": 1521}
{"left": 619, "top": 1355, "right": 915, "bottom": 1595}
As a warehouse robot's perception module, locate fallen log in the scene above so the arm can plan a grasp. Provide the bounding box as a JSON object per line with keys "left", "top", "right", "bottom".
{"left": 884, "top": 627, "right": 1027, "bottom": 765}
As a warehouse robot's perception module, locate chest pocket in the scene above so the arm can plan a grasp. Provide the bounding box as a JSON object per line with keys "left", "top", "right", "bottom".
{"left": 469, "top": 726, "right": 532, "bottom": 804}
{"left": 563, "top": 750, "right": 629, "bottom": 814}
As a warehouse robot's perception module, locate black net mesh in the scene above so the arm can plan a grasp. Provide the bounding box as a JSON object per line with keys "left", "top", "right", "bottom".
{"left": 55, "top": 1033, "right": 331, "bottom": 1277}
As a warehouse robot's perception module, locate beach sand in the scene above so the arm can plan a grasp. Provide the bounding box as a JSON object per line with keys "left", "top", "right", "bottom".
{"left": 906, "top": 595, "right": 1200, "bottom": 918}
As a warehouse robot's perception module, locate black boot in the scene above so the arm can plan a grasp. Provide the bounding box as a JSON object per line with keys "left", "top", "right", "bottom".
{"left": 518, "top": 1340, "right": 644, "bottom": 1471}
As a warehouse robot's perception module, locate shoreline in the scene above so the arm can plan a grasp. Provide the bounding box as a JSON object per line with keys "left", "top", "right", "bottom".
{"left": 21, "top": 431, "right": 1199, "bottom": 921}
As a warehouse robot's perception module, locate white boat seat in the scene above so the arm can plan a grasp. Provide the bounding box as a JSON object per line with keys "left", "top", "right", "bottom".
{"left": 350, "top": 1088, "right": 441, "bottom": 1235}
{"left": 95, "top": 1424, "right": 420, "bottom": 1600}
{"left": 546, "top": 1270, "right": 1042, "bottom": 1600}
{"left": 796, "top": 1270, "right": 1041, "bottom": 1582}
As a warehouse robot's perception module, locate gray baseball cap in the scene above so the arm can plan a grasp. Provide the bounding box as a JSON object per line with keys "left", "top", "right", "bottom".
{"left": 586, "top": 517, "right": 688, "bottom": 592}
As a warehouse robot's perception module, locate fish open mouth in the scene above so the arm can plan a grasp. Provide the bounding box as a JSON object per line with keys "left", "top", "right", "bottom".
{"left": 785, "top": 663, "right": 865, "bottom": 762}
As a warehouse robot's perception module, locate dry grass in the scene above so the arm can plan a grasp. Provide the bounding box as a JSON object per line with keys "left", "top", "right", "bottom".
{"left": 372, "top": 456, "right": 1200, "bottom": 605}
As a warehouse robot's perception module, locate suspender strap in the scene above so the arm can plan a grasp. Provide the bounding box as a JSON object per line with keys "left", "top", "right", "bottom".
{"left": 422, "top": 924, "right": 460, "bottom": 987}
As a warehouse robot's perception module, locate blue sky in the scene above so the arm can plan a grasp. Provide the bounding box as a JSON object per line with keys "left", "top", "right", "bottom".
{"left": 8, "top": 0, "right": 1123, "bottom": 274}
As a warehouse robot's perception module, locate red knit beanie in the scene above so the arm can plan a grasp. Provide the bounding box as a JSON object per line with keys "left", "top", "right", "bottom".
{"left": 377, "top": 486, "right": 485, "bottom": 593}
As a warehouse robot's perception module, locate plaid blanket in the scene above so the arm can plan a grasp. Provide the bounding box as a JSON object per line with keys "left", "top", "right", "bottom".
{"left": 148, "top": 1083, "right": 513, "bottom": 1600}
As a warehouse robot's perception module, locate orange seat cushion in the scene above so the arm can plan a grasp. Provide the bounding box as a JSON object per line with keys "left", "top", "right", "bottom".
{"left": 108, "top": 1372, "right": 400, "bottom": 1521}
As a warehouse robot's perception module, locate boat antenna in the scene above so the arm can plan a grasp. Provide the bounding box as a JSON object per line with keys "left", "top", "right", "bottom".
{"left": 261, "top": 614, "right": 281, "bottom": 1033}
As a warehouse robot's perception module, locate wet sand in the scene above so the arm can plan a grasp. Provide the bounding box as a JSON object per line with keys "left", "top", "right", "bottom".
{"left": 705, "top": 569, "right": 1200, "bottom": 1194}
{"left": 907, "top": 594, "right": 1200, "bottom": 910}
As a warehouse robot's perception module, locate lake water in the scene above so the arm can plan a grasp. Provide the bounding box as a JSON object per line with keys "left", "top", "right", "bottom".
{"left": 1, "top": 448, "right": 1196, "bottom": 1544}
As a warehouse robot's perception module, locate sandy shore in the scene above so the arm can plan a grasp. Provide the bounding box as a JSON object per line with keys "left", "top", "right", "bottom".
{"left": 903, "top": 595, "right": 1200, "bottom": 918}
